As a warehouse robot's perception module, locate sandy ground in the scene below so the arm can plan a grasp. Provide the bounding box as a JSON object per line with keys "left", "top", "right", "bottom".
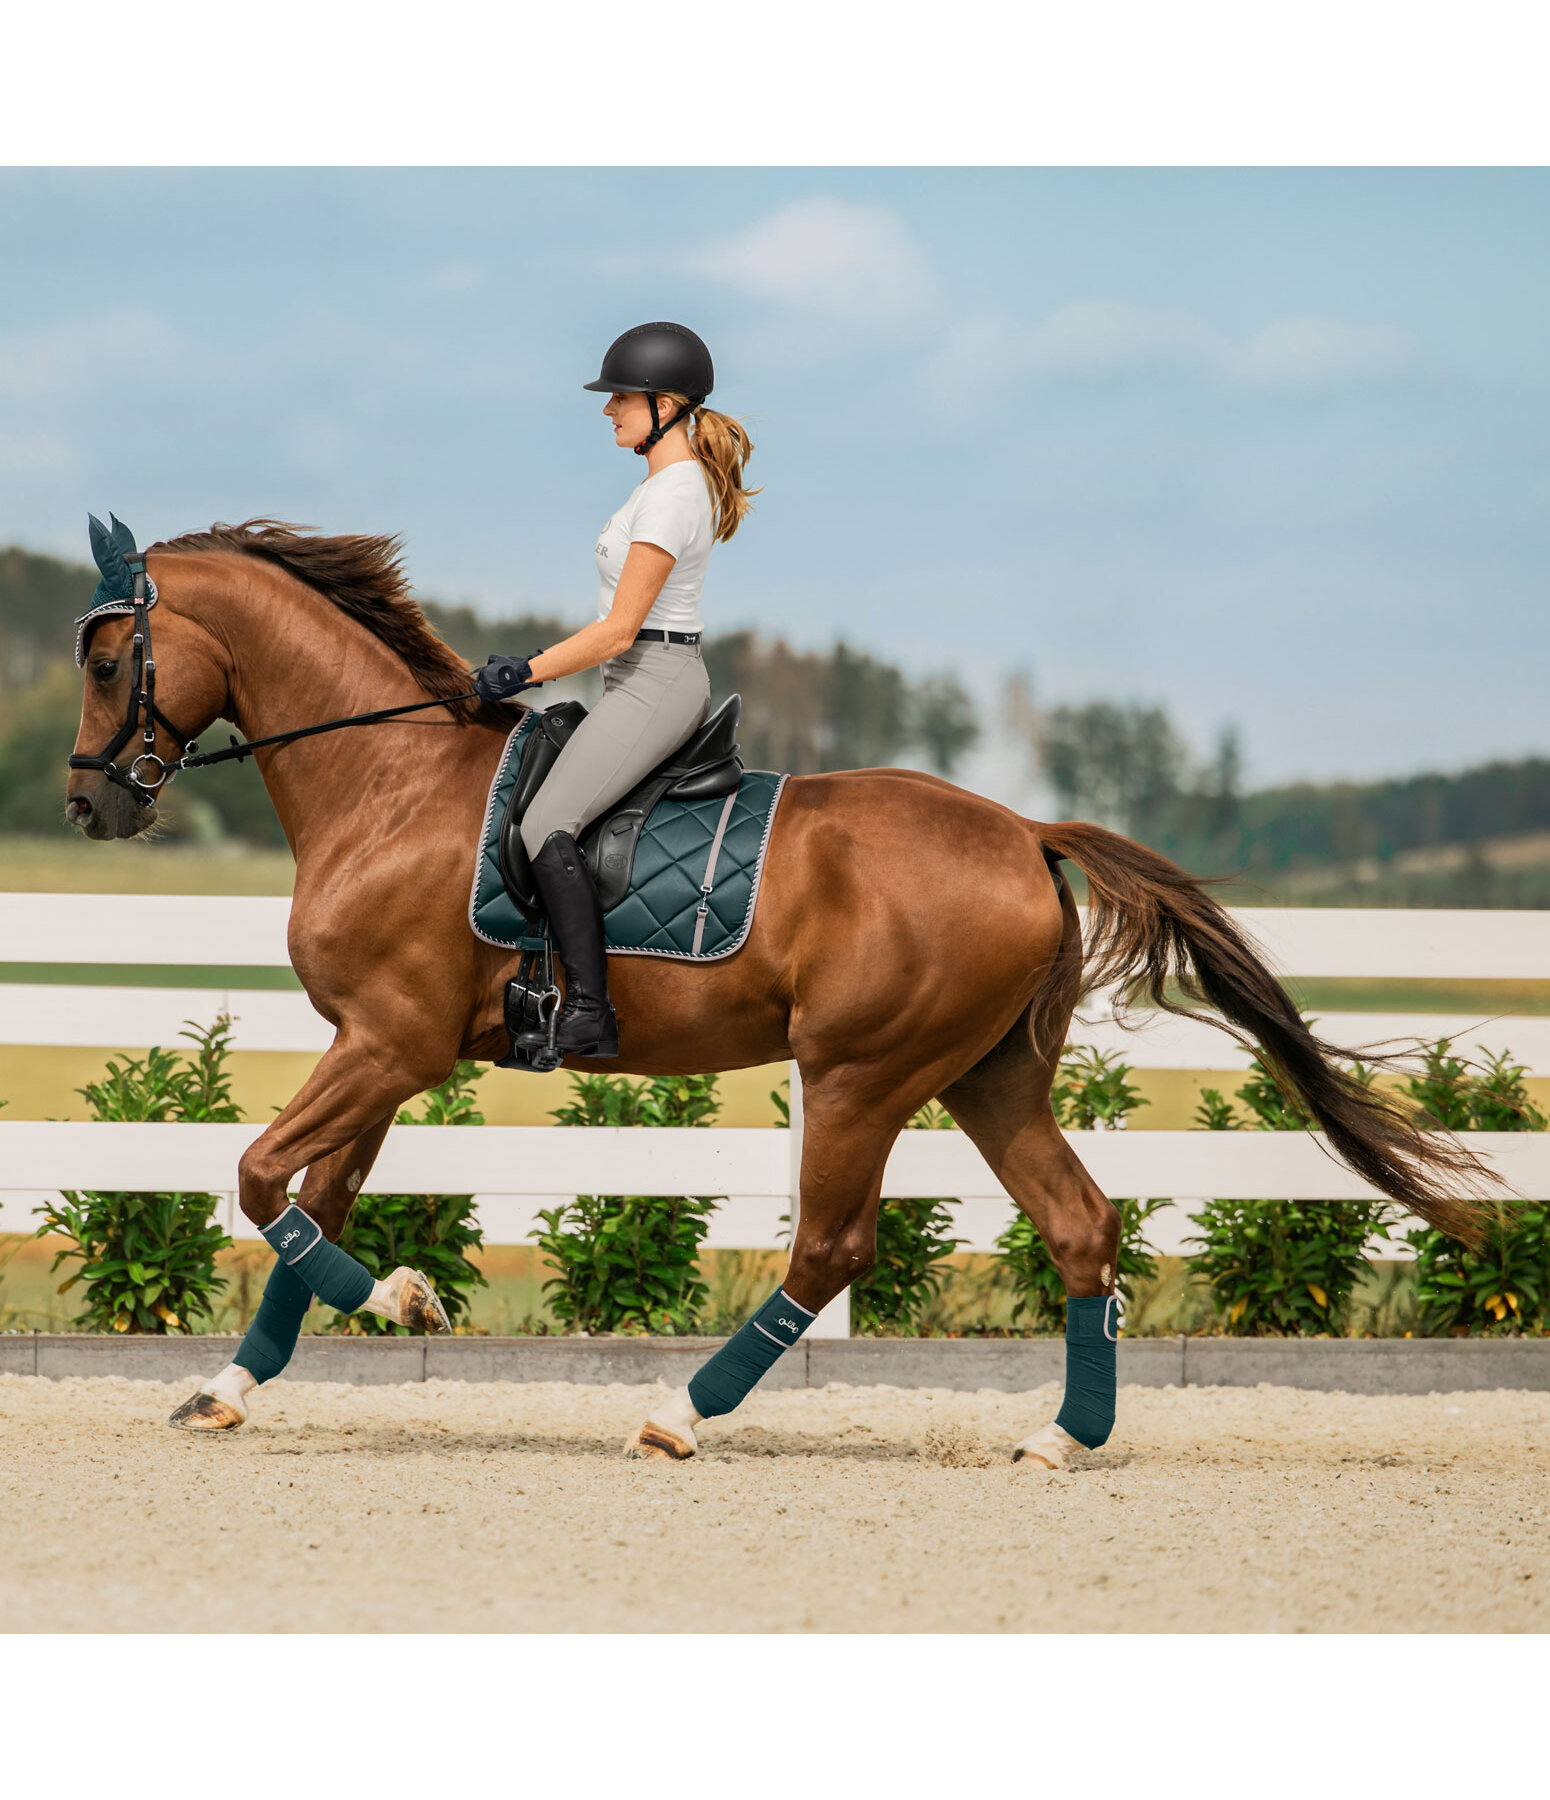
{"left": 3, "top": 1373, "right": 1548, "bottom": 1633}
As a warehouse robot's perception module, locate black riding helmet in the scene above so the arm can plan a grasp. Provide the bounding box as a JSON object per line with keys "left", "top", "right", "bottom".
{"left": 584, "top": 321, "right": 714, "bottom": 456}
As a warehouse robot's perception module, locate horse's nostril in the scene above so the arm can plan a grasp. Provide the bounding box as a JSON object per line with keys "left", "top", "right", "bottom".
{"left": 68, "top": 796, "right": 92, "bottom": 821}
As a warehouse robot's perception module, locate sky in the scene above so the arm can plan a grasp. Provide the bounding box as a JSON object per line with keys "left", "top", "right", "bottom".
{"left": 1, "top": 166, "right": 1545, "bottom": 795}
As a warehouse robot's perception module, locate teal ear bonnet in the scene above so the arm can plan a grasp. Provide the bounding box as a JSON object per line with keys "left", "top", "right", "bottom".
{"left": 75, "top": 512, "right": 158, "bottom": 666}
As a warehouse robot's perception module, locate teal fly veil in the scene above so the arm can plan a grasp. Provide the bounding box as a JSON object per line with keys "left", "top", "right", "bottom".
{"left": 76, "top": 512, "right": 159, "bottom": 665}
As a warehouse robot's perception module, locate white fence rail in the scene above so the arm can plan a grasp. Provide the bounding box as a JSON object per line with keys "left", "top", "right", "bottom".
{"left": 3, "top": 896, "right": 1548, "bottom": 1066}
{"left": 6, "top": 893, "right": 1549, "bottom": 978}
{"left": 2, "top": 894, "right": 1547, "bottom": 1335}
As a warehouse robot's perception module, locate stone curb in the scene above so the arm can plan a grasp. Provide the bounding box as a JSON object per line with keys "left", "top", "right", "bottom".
{"left": 5, "top": 1333, "right": 1550, "bottom": 1394}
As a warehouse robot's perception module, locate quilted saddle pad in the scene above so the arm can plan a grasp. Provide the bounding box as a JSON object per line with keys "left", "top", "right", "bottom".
{"left": 468, "top": 717, "right": 789, "bottom": 960}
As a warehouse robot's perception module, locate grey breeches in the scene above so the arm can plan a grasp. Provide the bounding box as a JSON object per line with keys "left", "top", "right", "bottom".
{"left": 520, "top": 640, "right": 712, "bottom": 858}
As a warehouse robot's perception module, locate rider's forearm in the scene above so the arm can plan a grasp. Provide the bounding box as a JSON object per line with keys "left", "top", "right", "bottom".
{"left": 527, "top": 618, "right": 635, "bottom": 685}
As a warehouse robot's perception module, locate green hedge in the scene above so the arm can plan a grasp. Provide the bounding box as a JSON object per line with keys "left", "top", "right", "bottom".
{"left": 25, "top": 1017, "right": 1550, "bottom": 1339}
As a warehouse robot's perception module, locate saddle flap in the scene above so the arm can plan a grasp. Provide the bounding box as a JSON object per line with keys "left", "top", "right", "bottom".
{"left": 499, "top": 693, "right": 745, "bottom": 918}
{"left": 498, "top": 700, "right": 588, "bottom": 917}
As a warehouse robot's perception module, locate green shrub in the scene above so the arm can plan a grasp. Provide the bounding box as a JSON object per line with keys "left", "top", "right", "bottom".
{"left": 1052, "top": 1047, "right": 1148, "bottom": 1130}
{"left": 1402, "top": 1043, "right": 1549, "bottom": 1334}
{"left": 34, "top": 1017, "right": 237, "bottom": 1334}
{"left": 534, "top": 1073, "right": 723, "bottom": 1334}
{"left": 1403, "top": 1041, "right": 1548, "bottom": 1134}
{"left": 1186, "top": 1197, "right": 1391, "bottom": 1335}
{"left": 1193, "top": 1087, "right": 1240, "bottom": 1130}
{"left": 1410, "top": 1203, "right": 1550, "bottom": 1335}
{"left": 329, "top": 1062, "right": 489, "bottom": 1335}
{"left": 1184, "top": 1037, "right": 1390, "bottom": 1334}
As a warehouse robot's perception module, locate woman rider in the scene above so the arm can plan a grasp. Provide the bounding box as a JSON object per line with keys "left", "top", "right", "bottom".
{"left": 473, "top": 321, "right": 758, "bottom": 1057}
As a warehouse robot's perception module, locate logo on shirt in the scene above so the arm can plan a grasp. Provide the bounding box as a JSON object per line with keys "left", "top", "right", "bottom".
{"left": 594, "top": 541, "right": 609, "bottom": 558}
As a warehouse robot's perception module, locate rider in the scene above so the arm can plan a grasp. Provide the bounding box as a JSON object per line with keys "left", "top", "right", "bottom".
{"left": 473, "top": 321, "right": 758, "bottom": 1057}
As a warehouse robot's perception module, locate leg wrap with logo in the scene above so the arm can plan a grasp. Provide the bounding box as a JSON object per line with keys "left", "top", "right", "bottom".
{"left": 259, "top": 1204, "right": 375, "bottom": 1317}
{"left": 688, "top": 1287, "right": 816, "bottom": 1418}
{"left": 234, "top": 1256, "right": 314, "bottom": 1385}
{"left": 1054, "top": 1294, "right": 1118, "bottom": 1449}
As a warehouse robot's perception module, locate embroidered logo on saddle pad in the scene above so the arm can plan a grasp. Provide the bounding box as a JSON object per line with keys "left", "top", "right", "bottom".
{"left": 469, "top": 713, "right": 787, "bottom": 960}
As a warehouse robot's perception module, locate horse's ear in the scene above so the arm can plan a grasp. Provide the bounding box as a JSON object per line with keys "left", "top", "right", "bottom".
{"left": 108, "top": 513, "right": 140, "bottom": 561}
{"left": 86, "top": 512, "right": 137, "bottom": 601}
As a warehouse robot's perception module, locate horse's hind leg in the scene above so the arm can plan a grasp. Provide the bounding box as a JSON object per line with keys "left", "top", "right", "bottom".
{"left": 940, "top": 1020, "right": 1122, "bottom": 1471}
{"left": 169, "top": 1106, "right": 406, "bottom": 1432}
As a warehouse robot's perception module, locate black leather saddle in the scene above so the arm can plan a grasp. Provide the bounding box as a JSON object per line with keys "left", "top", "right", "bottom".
{"left": 498, "top": 694, "right": 744, "bottom": 923}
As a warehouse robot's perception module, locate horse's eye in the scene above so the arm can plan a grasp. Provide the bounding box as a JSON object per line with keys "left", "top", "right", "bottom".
{"left": 91, "top": 660, "right": 119, "bottom": 684}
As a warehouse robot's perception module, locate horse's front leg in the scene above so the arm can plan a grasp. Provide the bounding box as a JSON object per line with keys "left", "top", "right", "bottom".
{"left": 169, "top": 1028, "right": 454, "bottom": 1433}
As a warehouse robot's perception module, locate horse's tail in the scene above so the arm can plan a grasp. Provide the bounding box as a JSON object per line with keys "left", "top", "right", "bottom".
{"left": 1036, "top": 819, "right": 1497, "bottom": 1250}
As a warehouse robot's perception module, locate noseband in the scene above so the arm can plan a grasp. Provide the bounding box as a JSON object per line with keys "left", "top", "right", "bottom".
{"left": 68, "top": 555, "right": 481, "bottom": 809}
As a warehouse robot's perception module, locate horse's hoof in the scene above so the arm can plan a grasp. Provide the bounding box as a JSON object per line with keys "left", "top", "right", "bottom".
{"left": 625, "top": 1422, "right": 697, "bottom": 1461}
{"left": 1012, "top": 1421, "right": 1078, "bottom": 1472}
{"left": 169, "top": 1391, "right": 246, "bottom": 1432}
{"left": 1011, "top": 1446, "right": 1062, "bottom": 1471}
{"left": 390, "top": 1267, "right": 452, "bottom": 1335}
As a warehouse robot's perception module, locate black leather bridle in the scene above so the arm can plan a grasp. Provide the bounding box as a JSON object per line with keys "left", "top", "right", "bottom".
{"left": 68, "top": 553, "right": 479, "bottom": 808}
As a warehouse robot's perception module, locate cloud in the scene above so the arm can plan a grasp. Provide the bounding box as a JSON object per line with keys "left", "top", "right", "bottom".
{"left": 923, "top": 299, "right": 1415, "bottom": 406}
{"left": 681, "top": 197, "right": 942, "bottom": 341}
{"left": 419, "top": 260, "right": 481, "bottom": 296}
{"left": 595, "top": 197, "right": 944, "bottom": 366}
{"left": 1230, "top": 315, "right": 1413, "bottom": 387}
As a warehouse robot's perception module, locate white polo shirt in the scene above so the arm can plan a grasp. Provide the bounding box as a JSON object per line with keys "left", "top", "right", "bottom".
{"left": 594, "top": 460, "right": 715, "bottom": 634}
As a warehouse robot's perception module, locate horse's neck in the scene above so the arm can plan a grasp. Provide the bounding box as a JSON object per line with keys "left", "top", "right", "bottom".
{"left": 206, "top": 571, "right": 461, "bottom": 860}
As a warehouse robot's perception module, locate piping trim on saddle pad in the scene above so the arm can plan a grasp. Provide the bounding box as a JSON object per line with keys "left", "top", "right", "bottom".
{"left": 467, "top": 713, "right": 539, "bottom": 951}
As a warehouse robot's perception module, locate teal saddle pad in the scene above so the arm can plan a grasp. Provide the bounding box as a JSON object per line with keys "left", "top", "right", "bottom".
{"left": 468, "top": 714, "right": 789, "bottom": 960}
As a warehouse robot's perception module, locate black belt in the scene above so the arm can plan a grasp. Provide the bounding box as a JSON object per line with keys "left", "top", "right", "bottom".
{"left": 633, "top": 628, "right": 701, "bottom": 646}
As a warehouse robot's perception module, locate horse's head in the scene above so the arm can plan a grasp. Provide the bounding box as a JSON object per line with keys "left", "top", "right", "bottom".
{"left": 66, "top": 514, "right": 231, "bottom": 839}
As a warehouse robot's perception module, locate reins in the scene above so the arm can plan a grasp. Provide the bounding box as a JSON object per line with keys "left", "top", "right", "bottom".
{"left": 68, "top": 557, "right": 479, "bottom": 808}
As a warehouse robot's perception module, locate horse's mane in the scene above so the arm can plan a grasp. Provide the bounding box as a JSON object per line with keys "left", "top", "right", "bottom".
{"left": 150, "top": 519, "right": 497, "bottom": 723}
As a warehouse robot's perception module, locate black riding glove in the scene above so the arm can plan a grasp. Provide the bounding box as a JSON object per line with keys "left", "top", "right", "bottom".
{"left": 474, "top": 653, "right": 538, "bottom": 702}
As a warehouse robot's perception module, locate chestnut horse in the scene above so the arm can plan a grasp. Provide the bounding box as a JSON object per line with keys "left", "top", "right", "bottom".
{"left": 65, "top": 523, "right": 1488, "bottom": 1461}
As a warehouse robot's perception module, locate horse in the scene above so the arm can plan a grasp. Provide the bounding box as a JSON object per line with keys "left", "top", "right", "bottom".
{"left": 64, "top": 519, "right": 1491, "bottom": 1465}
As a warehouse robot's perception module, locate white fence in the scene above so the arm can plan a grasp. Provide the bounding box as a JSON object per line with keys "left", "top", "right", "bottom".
{"left": 2, "top": 893, "right": 1548, "bottom": 1337}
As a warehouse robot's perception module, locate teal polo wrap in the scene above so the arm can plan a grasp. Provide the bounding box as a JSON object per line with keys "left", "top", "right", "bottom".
{"left": 234, "top": 1256, "right": 313, "bottom": 1385}
{"left": 259, "top": 1203, "right": 375, "bottom": 1316}
{"left": 688, "top": 1286, "right": 815, "bottom": 1418}
{"left": 1054, "top": 1294, "right": 1118, "bottom": 1449}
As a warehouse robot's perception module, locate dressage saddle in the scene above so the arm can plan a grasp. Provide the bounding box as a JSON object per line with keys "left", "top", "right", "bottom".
{"left": 498, "top": 694, "right": 744, "bottom": 925}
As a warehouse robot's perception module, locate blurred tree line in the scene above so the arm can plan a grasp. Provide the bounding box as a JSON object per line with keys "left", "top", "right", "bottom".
{"left": 0, "top": 545, "right": 980, "bottom": 846}
{"left": 8, "top": 541, "right": 1549, "bottom": 906}
{"left": 1007, "top": 680, "right": 1550, "bottom": 906}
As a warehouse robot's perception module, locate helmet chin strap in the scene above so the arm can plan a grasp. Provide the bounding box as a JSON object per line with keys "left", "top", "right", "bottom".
{"left": 634, "top": 392, "right": 701, "bottom": 456}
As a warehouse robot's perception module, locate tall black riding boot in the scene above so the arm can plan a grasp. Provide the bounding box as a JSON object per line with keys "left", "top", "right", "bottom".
{"left": 520, "top": 830, "right": 619, "bottom": 1058}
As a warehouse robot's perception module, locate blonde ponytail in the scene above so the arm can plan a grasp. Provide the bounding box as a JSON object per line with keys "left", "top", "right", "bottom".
{"left": 660, "top": 390, "right": 761, "bottom": 543}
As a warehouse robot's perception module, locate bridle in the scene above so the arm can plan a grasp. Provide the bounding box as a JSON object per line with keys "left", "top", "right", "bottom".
{"left": 68, "top": 554, "right": 479, "bottom": 809}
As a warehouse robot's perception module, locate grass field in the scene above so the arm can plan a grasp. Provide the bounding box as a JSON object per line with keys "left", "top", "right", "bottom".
{"left": 0, "top": 832, "right": 296, "bottom": 894}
